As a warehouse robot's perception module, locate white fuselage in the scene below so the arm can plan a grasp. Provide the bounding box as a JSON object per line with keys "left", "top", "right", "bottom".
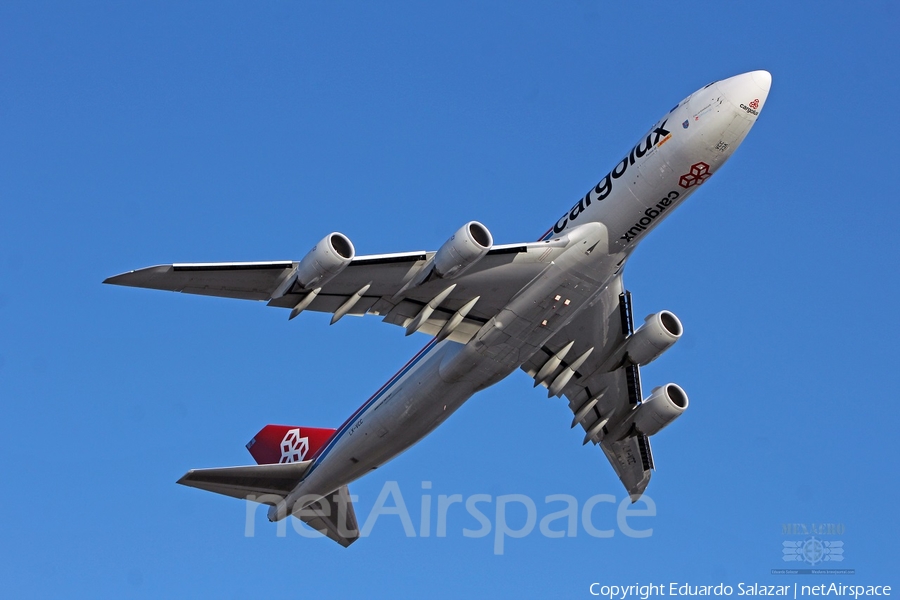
{"left": 275, "top": 71, "right": 771, "bottom": 518}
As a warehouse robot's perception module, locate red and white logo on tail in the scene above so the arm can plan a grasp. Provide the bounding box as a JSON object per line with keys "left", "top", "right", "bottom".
{"left": 279, "top": 428, "right": 308, "bottom": 463}
{"left": 246, "top": 424, "right": 337, "bottom": 465}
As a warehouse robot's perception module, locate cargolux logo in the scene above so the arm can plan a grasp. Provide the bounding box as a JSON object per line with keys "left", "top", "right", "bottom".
{"left": 739, "top": 98, "right": 760, "bottom": 116}
{"left": 678, "top": 162, "right": 711, "bottom": 189}
{"left": 280, "top": 428, "right": 309, "bottom": 463}
{"left": 552, "top": 120, "right": 672, "bottom": 234}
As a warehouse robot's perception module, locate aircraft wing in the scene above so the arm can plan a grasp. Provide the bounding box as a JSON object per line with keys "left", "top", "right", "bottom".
{"left": 104, "top": 240, "right": 575, "bottom": 343}
{"left": 519, "top": 273, "right": 655, "bottom": 500}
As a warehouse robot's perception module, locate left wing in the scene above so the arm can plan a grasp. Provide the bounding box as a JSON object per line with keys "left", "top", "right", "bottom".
{"left": 105, "top": 239, "right": 576, "bottom": 343}
{"left": 519, "top": 273, "right": 659, "bottom": 500}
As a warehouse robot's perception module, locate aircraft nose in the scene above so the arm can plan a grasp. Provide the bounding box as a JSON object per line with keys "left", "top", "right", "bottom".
{"left": 750, "top": 70, "right": 772, "bottom": 93}
{"left": 716, "top": 70, "right": 772, "bottom": 117}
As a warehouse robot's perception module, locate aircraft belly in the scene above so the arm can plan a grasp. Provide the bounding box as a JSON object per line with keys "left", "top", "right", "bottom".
{"left": 289, "top": 344, "right": 481, "bottom": 505}
{"left": 289, "top": 225, "right": 618, "bottom": 508}
{"left": 440, "top": 223, "right": 617, "bottom": 387}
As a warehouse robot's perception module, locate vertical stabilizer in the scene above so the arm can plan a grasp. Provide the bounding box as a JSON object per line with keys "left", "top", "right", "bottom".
{"left": 246, "top": 424, "right": 337, "bottom": 465}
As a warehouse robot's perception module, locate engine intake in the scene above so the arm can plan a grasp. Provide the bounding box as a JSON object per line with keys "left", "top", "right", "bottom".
{"left": 633, "top": 383, "right": 689, "bottom": 436}
{"left": 624, "top": 310, "right": 683, "bottom": 366}
{"left": 433, "top": 221, "right": 493, "bottom": 279}
{"left": 294, "top": 232, "right": 355, "bottom": 290}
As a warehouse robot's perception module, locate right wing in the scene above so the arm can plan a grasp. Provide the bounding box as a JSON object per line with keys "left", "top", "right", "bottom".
{"left": 519, "top": 273, "right": 656, "bottom": 500}
{"left": 104, "top": 240, "right": 575, "bottom": 343}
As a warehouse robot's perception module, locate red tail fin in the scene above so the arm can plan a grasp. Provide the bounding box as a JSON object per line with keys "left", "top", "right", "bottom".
{"left": 246, "top": 425, "right": 336, "bottom": 465}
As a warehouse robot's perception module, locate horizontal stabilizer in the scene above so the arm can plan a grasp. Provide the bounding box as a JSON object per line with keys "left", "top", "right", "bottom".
{"left": 298, "top": 485, "right": 360, "bottom": 548}
{"left": 177, "top": 461, "right": 311, "bottom": 503}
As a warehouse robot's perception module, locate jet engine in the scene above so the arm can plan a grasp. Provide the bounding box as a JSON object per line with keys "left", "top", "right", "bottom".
{"left": 633, "top": 383, "right": 689, "bottom": 436}
{"left": 624, "top": 310, "right": 683, "bottom": 366}
{"left": 432, "top": 221, "right": 493, "bottom": 279}
{"left": 294, "top": 232, "right": 355, "bottom": 290}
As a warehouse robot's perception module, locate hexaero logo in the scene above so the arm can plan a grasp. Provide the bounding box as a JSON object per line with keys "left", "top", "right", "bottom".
{"left": 782, "top": 537, "right": 844, "bottom": 566}
{"left": 678, "top": 162, "right": 711, "bottom": 189}
{"left": 280, "top": 428, "right": 309, "bottom": 463}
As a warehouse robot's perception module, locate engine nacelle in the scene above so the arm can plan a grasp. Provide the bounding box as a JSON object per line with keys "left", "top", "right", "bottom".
{"left": 633, "top": 383, "right": 689, "bottom": 436}
{"left": 624, "top": 310, "right": 683, "bottom": 366}
{"left": 294, "top": 232, "right": 355, "bottom": 290}
{"left": 432, "top": 221, "right": 493, "bottom": 279}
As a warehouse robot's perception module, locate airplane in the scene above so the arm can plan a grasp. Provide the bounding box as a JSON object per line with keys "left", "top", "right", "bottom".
{"left": 105, "top": 70, "right": 772, "bottom": 547}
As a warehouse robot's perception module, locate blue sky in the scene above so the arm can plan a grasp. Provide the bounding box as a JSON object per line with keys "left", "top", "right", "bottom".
{"left": 1, "top": 1, "right": 898, "bottom": 597}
